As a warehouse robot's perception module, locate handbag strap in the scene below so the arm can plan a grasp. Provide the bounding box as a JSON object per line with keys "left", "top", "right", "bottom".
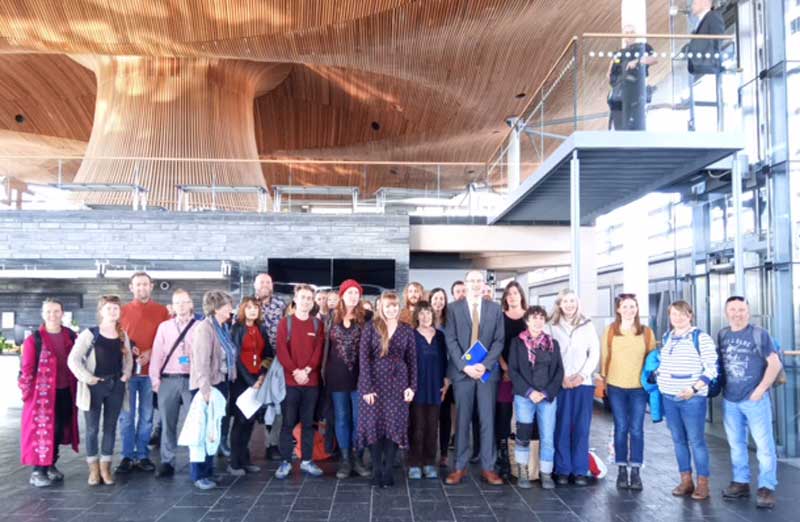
{"left": 159, "top": 319, "right": 196, "bottom": 377}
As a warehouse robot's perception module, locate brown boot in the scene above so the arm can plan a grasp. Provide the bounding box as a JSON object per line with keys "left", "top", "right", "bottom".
{"left": 672, "top": 472, "right": 694, "bottom": 496}
{"left": 99, "top": 461, "right": 115, "bottom": 485}
{"left": 88, "top": 461, "right": 100, "bottom": 486}
{"left": 691, "top": 476, "right": 709, "bottom": 500}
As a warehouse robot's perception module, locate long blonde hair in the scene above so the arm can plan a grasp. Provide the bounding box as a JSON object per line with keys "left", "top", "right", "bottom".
{"left": 373, "top": 291, "right": 400, "bottom": 357}
{"left": 549, "top": 288, "right": 586, "bottom": 326}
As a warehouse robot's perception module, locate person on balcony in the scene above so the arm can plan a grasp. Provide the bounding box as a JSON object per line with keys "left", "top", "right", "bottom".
{"left": 607, "top": 25, "right": 657, "bottom": 131}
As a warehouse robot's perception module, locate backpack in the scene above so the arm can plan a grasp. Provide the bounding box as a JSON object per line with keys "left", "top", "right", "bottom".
{"left": 18, "top": 327, "right": 78, "bottom": 380}
{"left": 286, "top": 315, "right": 321, "bottom": 340}
{"left": 717, "top": 325, "right": 787, "bottom": 388}
{"left": 662, "top": 328, "right": 722, "bottom": 398}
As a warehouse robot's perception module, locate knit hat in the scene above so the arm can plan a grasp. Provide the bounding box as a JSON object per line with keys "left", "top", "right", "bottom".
{"left": 338, "top": 279, "right": 363, "bottom": 298}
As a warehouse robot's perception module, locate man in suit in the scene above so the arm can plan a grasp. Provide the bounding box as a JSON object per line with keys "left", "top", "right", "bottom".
{"left": 444, "top": 270, "right": 505, "bottom": 485}
{"left": 687, "top": 0, "right": 725, "bottom": 76}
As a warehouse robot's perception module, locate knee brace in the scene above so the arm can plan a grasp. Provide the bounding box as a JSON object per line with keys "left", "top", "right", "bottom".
{"left": 516, "top": 422, "right": 534, "bottom": 447}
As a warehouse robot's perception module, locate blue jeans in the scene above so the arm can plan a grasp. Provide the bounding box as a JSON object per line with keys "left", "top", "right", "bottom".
{"left": 724, "top": 393, "right": 778, "bottom": 490}
{"left": 331, "top": 391, "right": 360, "bottom": 451}
{"left": 606, "top": 385, "right": 648, "bottom": 466}
{"left": 119, "top": 374, "right": 153, "bottom": 460}
{"left": 554, "top": 385, "right": 594, "bottom": 476}
{"left": 513, "top": 394, "right": 557, "bottom": 474}
{"left": 662, "top": 394, "right": 709, "bottom": 477}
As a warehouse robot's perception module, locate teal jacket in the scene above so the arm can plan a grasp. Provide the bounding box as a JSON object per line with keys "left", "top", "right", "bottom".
{"left": 641, "top": 349, "right": 663, "bottom": 423}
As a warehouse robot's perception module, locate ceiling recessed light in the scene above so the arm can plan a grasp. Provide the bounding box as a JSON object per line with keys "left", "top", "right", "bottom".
{"left": 370, "top": 121, "right": 381, "bottom": 131}
{"left": 515, "top": 92, "right": 526, "bottom": 99}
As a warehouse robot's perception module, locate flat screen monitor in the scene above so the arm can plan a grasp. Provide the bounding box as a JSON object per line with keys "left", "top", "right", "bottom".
{"left": 333, "top": 259, "right": 395, "bottom": 290}
{"left": 268, "top": 258, "right": 332, "bottom": 287}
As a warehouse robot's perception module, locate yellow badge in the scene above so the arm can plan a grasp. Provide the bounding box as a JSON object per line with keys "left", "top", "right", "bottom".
{"left": 465, "top": 354, "right": 472, "bottom": 361}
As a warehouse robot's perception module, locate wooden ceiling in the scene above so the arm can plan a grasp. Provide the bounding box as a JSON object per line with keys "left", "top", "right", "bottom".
{"left": 0, "top": 0, "right": 671, "bottom": 203}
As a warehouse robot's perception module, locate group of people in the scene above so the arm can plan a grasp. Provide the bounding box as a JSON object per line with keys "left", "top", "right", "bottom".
{"left": 17, "top": 269, "right": 781, "bottom": 508}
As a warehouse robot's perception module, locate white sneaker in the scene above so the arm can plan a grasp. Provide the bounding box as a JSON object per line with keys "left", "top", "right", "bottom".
{"left": 275, "top": 461, "right": 292, "bottom": 479}
{"left": 30, "top": 471, "right": 52, "bottom": 488}
{"left": 300, "top": 460, "right": 323, "bottom": 477}
{"left": 226, "top": 465, "right": 246, "bottom": 477}
{"left": 194, "top": 478, "right": 216, "bottom": 490}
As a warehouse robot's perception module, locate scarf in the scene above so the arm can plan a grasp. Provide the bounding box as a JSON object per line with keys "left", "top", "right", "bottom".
{"left": 212, "top": 316, "right": 237, "bottom": 382}
{"left": 519, "top": 329, "right": 554, "bottom": 366}
{"left": 332, "top": 322, "right": 361, "bottom": 372}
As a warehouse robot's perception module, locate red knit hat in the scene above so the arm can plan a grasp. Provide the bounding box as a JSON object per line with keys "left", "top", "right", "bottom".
{"left": 338, "top": 279, "right": 363, "bottom": 298}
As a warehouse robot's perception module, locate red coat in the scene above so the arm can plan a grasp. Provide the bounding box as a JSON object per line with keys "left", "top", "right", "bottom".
{"left": 18, "top": 326, "right": 80, "bottom": 466}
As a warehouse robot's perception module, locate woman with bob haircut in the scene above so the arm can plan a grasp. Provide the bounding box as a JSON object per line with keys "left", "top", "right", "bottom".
{"left": 187, "top": 290, "right": 236, "bottom": 490}
{"left": 508, "top": 305, "right": 564, "bottom": 489}
{"left": 228, "top": 296, "right": 272, "bottom": 476}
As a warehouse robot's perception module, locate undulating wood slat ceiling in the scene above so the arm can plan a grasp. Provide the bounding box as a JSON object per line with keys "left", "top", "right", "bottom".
{"left": 73, "top": 56, "right": 291, "bottom": 210}
{"left": 0, "top": 0, "right": 671, "bottom": 208}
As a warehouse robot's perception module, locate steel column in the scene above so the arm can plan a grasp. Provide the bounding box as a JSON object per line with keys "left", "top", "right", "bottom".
{"left": 569, "top": 150, "right": 581, "bottom": 292}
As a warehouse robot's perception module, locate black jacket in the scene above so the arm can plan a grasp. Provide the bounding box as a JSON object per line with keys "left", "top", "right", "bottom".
{"left": 687, "top": 9, "right": 725, "bottom": 75}
{"left": 230, "top": 321, "right": 273, "bottom": 386}
{"left": 508, "top": 334, "right": 564, "bottom": 402}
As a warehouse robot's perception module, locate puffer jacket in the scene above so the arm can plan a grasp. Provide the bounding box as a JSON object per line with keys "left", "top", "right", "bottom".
{"left": 640, "top": 349, "right": 663, "bottom": 423}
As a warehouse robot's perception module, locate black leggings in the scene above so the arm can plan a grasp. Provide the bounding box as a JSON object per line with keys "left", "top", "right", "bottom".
{"left": 495, "top": 401, "right": 513, "bottom": 440}
{"left": 229, "top": 378, "right": 257, "bottom": 469}
{"left": 439, "top": 386, "right": 454, "bottom": 456}
{"left": 370, "top": 437, "right": 397, "bottom": 483}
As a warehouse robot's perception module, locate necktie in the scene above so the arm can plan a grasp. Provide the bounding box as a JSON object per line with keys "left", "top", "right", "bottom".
{"left": 470, "top": 302, "right": 480, "bottom": 346}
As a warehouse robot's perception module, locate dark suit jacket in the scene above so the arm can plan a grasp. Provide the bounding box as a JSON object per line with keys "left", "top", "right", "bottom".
{"left": 688, "top": 9, "right": 725, "bottom": 75}
{"left": 444, "top": 298, "right": 505, "bottom": 382}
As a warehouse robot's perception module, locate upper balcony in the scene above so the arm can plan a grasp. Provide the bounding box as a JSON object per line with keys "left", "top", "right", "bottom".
{"left": 488, "top": 32, "right": 745, "bottom": 226}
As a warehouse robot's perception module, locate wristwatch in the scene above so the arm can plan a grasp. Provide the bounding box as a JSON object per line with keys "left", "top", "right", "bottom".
{"left": 690, "top": 384, "right": 699, "bottom": 394}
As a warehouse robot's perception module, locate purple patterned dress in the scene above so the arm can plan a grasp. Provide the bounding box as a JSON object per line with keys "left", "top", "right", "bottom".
{"left": 356, "top": 321, "right": 418, "bottom": 449}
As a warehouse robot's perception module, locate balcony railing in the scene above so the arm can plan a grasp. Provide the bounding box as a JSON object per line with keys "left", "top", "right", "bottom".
{"left": 486, "top": 32, "right": 739, "bottom": 188}
{"left": 0, "top": 158, "right": 504, "bottom": 216}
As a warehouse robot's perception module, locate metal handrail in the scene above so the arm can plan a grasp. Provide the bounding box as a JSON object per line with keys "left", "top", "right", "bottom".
{"left": 485, "top": 31, "right": 739, "bottom": 173}
{"left": 485, "top": 36, "right": 578, "bottom": 167}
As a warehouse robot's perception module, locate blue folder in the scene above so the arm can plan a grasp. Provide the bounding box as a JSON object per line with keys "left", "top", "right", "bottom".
{"left": 461, "top": 340, "right": 493, "bottom": 383}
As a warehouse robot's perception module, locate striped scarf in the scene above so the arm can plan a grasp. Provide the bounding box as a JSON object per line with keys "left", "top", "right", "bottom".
{"left": 212, "top": 316, "right": 237, "bottom": 382}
